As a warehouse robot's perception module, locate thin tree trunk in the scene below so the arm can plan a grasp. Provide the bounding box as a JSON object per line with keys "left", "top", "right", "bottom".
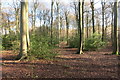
{"left": 16, "top": 10, "right": 19, "bottom": 34}
{"left": 105, "top": 15, "right": 108, "bottom": 39}
{"left": 86, "top": 12, "right": 89, "bottom": 38}
{"left": 101, "top": 1, "right": 105, "bottom": 41}
{"left": 74, "top": 2, "right": 79, "bottom": 34}
{"left": 56, "top": 2, "right": 60, "bottom": 46}
{"left": 111, "top": 4, "right": 114, "bottom": 46}
{"left": 82, "top": 2, "right": 85, "bottom": 48}
{"left": 50, "top": 1, "right": 54, "bottom": 44}
{"left": 65, "top": 12, "right": 69, "bottom": 45}
{"left": 98, "top": 22, "right": 100, "bottom": 34}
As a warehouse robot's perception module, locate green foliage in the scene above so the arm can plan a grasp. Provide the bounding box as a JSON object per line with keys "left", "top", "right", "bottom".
{"left": 29, "top": 34, "right": 58, "bottom": 59}
{"left": 68, "top": 33, "right": 106, "bottom": 50}
{"left": 2, "top": 34, "right": 20, "bottom": 50}
{"left": 68, "top": 34, "right": 80, "bottom": 48}
{"left": 35, "top": 26, "right": 59, "bottom": 46}
{"left": 84, "top": 33, "right": 106, "bottom": 51}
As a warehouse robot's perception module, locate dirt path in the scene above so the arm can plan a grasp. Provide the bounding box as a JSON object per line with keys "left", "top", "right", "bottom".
{"left": 1, "top": 43, "right": 120, "bottom": 79}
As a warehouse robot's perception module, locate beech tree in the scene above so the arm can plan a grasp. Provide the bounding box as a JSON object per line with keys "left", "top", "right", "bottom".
{"left": 50, "top": 1, "right": 54, "bottom": 44}
{"left": 64, "top": 10, "right": 69, "bottom": 45}
{"left": 113, "top": 0, "right": 119, "bottom": 55}
{"left": 77, "top": 0, "right": 84, "bottom": 54}
{"left": 101, "top": 0, "right": 105, "bottom": 41}
{"left": 90, "top": 0, "right": 95, "bottom": 34}
{"left": 17, "top": 0, "right": 28, "bottom": 60}
{"left": 56, "top": 2, "right": 61, "bottom": 45}
{"left": 110, "top": 2, "right": 114, "bottom": 46}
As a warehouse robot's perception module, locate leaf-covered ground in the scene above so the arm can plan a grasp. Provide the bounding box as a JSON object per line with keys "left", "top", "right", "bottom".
{"left": 1, "top": 42, "right": 120, "bottom": 79}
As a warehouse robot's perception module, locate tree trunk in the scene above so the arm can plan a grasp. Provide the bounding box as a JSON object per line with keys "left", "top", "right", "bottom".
{"left": 101, "top": 1, "right": 105, "bottom": 41}
{"left": 50, "top": 1, "right": 54, "bottom": 44}
{"left": 91, "top": 1, "right": 95, "bottom": 34}
{"left": 16, "top": 10, "right": 19, "bottom": 34}
{"left": 56, "top": 2, "right": 60, "bottom": 46}
{"left": 77, "top": 1, "right": 83, "bottom": 54}
{"left": 65, "top": 12, "right": 69, "bottom": 45}
{"left": 113, "top": 1, "right": 119, "bottom": 55}
{"left": 111, "top": 3, "right": 114, "bottom": 46}
{"left": 74, "top": 2, "right": 79, "bottom": 34}
{"left": 17, "top": 0, "right": 28, "bottom": 60}
{"left": 26, "top": 1, "right": 30, "bottom": 49}
{"left": 82, "top": 2, "right": 85, "bottom": 48}
{"left": 86, "top": 12, "right": 89, "bottom": 38}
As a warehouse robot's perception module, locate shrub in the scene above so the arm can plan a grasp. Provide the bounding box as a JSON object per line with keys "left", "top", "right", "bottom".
{"left": 84, "top": 33, "right": 106, "bottom": 51}
{"left": 29, "top": 34, "right": 58, "bottom": 59}
{"left": 68, "top": 34, "right": 80, "bottom": 48}
{"left": 2, "top": 34, "right": 19, "bottom": 50}
{"left": 68, "top": 33, "right": 106, "bottom": 51}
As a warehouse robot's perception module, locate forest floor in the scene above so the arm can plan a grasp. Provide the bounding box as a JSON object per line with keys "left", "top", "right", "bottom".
{"left": 1, "top": 42, "right": 120, "bottom": 79}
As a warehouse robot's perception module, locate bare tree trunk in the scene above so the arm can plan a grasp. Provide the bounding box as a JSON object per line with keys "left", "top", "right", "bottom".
{"left": 77, "top": 0, "right": 83, "bottom": 54}
{"left": 16, "top": 9, "right": 19, "bottom": 34}
{"left": 17, "top": 0, "right": 28, "bottom": 60}
{"left": 86, "top": 12, "right": 89, "bottom": 38}
{"left": 73, "top": 2, "right": 79, "bottom": 34}
{"left": 82, "top": 2, "right": 85, "bottom": 48}
{"left": 101, "top": 1, "right": 105, "bottom": 41}
{"left": 65, "top": 12, "right": 69, "bottom": 45}
{"left": 56, "top": 2, "right": 60, "bottom": 46}
{"left": 26, "top": 1, "right": 30, "bottom": 49}
{"left": 60, "top": 17, "right": 63, "bottom": 41}
{"left": 113, "top": 1, "right": 119, "bottom": 55}
{"left": 98, "top": 23, "right": 100, "bottom": 34}
{"left": 105, "top": 15, "right": 108, "bottom": 40}
{"left": 50, "top": 1, "right": 54, "bottom": 44}
{"left": 111, "top": 3, "right": 114, "bottom": 46}
{"left": 91, "top": 1, "right": 95, "bottom": 34}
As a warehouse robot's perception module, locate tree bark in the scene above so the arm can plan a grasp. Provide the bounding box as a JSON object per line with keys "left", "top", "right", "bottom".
{"left": 26, "top": 1, "right": 30, "bottom": 49}
{"left": 101, "top": 1, "right": 105, "bottom": 41}
{"left": 77, "top": 0, "right": 83, "bottom": 54}
{"left": 113, "top": 1, "right": 119, "bottom": 55}
{"left": 50, "top": 1, "right": 54, "bottom": 44}
{"left": 56, "top": 2, "right": 60, "bottom": 46}
{"left": 111, "top": 3, "right": 114, "bottom": 46}
{"left": 17, "top": 0, "right": 28, "bottom": 60}
{"left": 86, "top": 12, "right": 89, "bottom": 38}
{"left": 91, "top": 1, "right": 95, "bottom": 34}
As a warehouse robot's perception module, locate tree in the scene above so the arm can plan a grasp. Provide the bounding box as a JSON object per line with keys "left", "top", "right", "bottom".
{"left": 12, "top": 0, "right": 20, "bottom": 34}
{"left": 77, "top": 0, "right": 84, "bottom": 54}
{"left": 26, "top": 0, "right": 30, "bottom": 49}
{"left": 65, "top": 11, "right": 69, "bottom": 45}
{"left": 95, "top": 11, "right": 101, "bottom": 34}
{"left": 31, "top": 0, "right": 39, "bottom": 31}
{"left": 90, "top": 0, "right": 95, "bottom": 34}
{"left": 101, "top": 0, "right": 105, "bottom": 41}
{"left": 82, "top": 1, "right": 84, "bottom": 45}
{"left": 17, "top": 0, "right": 28, "bottom": 60}
{"left": 56, "top": 2, "right": 61, "bottom": 46}
{"left": 110, "top": 2, "right": 114, "bottom": 46}
{"left": 50, "top": 0, "right": 54, "bottom": 44}
{"left": 73, "top": 2, "right": 79, "bottom": 34}
{"left": 85, "top": 11, "right": 89, "bottom": 38}
{"left": 113, "top": 0, "right": 119, "bottom": 55}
